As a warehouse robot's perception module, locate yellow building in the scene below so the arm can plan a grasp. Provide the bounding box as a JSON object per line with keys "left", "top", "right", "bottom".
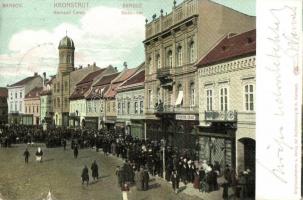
{"left": 24, "top": 87, "right": 43, "bottom": 125}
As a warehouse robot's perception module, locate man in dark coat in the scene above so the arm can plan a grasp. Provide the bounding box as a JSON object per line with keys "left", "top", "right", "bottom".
{"left": 116, "top": 166, "right": 124, "bottom": 188}
{"left": 171, "top": 170, "right": 180, "bottom": 194}
{"left": 135, "top": 169, "right": 143, "bottom": 191}
{"left": 142, "top": 168, "right": 149, "bottom": 191}
{"left": 91, "top": 160, "right": 99, "bottom": 181}
{"left": 62, "top": 139, "right": 67, "bottom": 150}
{"left": 23, "top": 148, "right": 30, "bottom": 163}
{"left": 81, "top": 165, "right": 89, "bottom": 186}
{"left": 74, "top": 145, "right": 78, "bottom": 158}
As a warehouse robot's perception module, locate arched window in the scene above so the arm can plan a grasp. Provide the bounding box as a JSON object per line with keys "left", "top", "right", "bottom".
{"left": 167, "top": 50, "right": 172, "bottom": 68}
{"left": 189, "top": 41, "right": 195, "bottom": 63}
{"left": 177, "top": 46, "right": 183, "bottom": 67}
{"left": 156, "top": 54, "right": 161, "bottom": 69}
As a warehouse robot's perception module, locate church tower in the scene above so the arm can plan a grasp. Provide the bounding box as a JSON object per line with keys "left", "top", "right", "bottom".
{"left": 58, "top": 36, "right": 75, "bottom": 74}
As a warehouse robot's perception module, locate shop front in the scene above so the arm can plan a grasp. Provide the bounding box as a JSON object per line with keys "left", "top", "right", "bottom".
{"left": 85, "top": 117, "right": 98, "bottom": 130}
{"left": 105, "top": 116, "right": 116, "bottom": 132}
{"left": 130, "top": 119, "right": 144, "bottom": 139}
{"left": 69, "top": 112, "right": 80, "bottom": 128}
{"left": 22, "top": 114, "right": 33, "bottom": 125}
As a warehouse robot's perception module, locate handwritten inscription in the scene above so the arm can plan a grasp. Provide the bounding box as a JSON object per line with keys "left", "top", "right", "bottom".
{"left": 259, "top": 5, "right": 298, "bottom": 184}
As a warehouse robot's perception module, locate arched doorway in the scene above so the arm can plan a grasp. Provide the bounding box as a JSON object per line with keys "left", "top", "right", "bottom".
{"left": 238, "top": 138, "right": 255, "bottom": 173}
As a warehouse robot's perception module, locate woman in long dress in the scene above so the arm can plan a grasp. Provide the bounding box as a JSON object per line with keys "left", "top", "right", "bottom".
{"left": 35, "top": 147, "right": 43, "bottom": 162}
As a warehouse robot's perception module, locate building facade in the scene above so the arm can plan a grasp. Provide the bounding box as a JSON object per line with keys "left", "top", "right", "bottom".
{"left": 7, "top": 73, "right": 43, "bottom": 124}
{"left": 0, "top": 88, "right": 8, "bottom": 124}
{"left": 40, "top": 76, "right": 54, "bottom": 125}
{"left": 52, "top": 35, "right": 100, "bottom": 127}
{"left": 197, "top": 29, "right": 256, "bottom": 173}
{"left": 143, "top": 0, "right": 255, "bottom": 151}
{"left": 86, "top": 72, "right": 120, "bottom": 130}
{"left": 24, "top": 87, "right": 43, "bottom": 125}
{"left": 116, "top": 65, "right": 145, "bottom": 139}
{"left": 104, "top": 67, "right": 137, "bottom": 132}
{"left": 69, "top": 66, "right": 117, "bottom": 129}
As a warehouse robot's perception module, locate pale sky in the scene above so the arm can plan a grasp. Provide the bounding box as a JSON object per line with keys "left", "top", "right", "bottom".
{"left": 0, "top": 0, "right": 255, "bottom": 87}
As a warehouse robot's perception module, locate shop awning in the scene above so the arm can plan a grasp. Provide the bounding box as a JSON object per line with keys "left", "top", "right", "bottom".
{"left": 175, "top": 91, "right": 183, "bottom": 106}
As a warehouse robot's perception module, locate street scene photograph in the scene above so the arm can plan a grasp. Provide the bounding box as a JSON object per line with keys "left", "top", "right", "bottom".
{"left": 0, "top": 0, "right": 256, "bottom": 199}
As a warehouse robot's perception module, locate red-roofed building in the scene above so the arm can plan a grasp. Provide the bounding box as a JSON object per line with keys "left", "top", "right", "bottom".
{"left": 7, "top": 73, "right": 43, "bottom": 124}
{"left": 24, "top": 87, "right": 43, "bottom": 125}
{"left": 103, "top": 66, "right": 138, "bottom": 131}
{"left": 69, "top": 66, "right": 117, "bottom": 129}
{"left": 196, "top": 29, "right": 256, "bottom": 173}
{"left": 0, "top": 87, "right": 8, "bottom": 124}
{"left": 116, "top": 63, "right": 145, "bottom": 138}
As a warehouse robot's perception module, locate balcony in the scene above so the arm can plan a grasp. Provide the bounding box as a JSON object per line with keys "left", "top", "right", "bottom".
{"left": 204, "top": 110, "right": 237, "bottom": 122}
{"left": 157, "top": 68, "right": 173, "bottom": 89}
{"left": 155, "top": 104, "right": 198, "bottom": 114}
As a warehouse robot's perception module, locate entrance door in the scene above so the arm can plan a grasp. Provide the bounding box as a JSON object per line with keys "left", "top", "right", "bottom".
{"left": 238, "top": 138, "right": 255, "bottom": 173}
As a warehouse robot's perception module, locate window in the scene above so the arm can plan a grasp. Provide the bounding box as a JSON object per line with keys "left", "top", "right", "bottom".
{"left": 10, "top": 92, "right": 12, "bottom": 100}
{"left": 127, "top": 102, "right": 130, "bottom": 114}
{"left": 20, "top": 92, "right": 22, "bottom": 98}
{"left": 36, "top": 106, "right": 38, "bottom": 113}
{"left": 220, "top": 88, "right": 228, "bottom": 111}
{"left": 148, "top": 90, "right": 152, "bottom": 108}
{"left": 122, "top": 102, "right": 125, "bottom": 114}
{"left": 54, "top": 99, "right": 56, "bottom": 108}
{"left": 94, "top": 102, "right": 97, "bottom": 112}
{"left": 54, "top": 84, "right": 57, "bottom": 93}
{"left": 19, "top": 102, "right": 22, "bottom": 112}
{"left": 57, "top": 98, "right": 60, "bottom": 108}
{"left": 148, "top": 57, "right": 152, "bottom": 74}
{"left": 15, "top": 92, "right": 17, "bottom": 99}
{"left": 107, "top": 102, "right": 110, "bottom": 112}
{"left": 157, "top": 88, "right": 161, "bottom": 103}
{"left": 156, "top": 54, "right": 161, "bottom": 69}
{"left": 189, "top": 41, "right": 195, "bottom": 63}
{"left": 88, "top": 102, "right": 91, "bottom": 112}
{"left": 10, "top": 103, "right": 13, "bottom": 111}
{"left": 65, "top": 81, "right": 68, "bottom": 91}
{"left": 15, "top": 102, "right": 17, "bottom": 111}
{"left": 25, "top": 106, "right": 27, "bottom": 113}
{"left": 177, "top": 46, "right": 183, "bottom": 67}
{"left": 140, "top": 101, "right": 143, "bottom": 114}
{"left": 206, "top": 89, "right": 213, "bottom": 111}
{"left": 190, "top": 83, "right": 195, "bottom": 107}
{"left": 245, "top": 85, "right": 254, "bottom": 111}
{"left": 177, "top": 84, "right": 183, "bottom": 106}
{"left": 167, "top": 50, "right": 173, "bottom": 68}
{"left": 134, "top": 102, "right": 138, "bottom": 114}
{"left": 57, "top": 83, "right": 60, "bottom": 92}
{"left": 29, "top": 106, "right": 31, "bottom": 113}
{"left": 112, "top": 102, "right": 116, "bottom": 113}
{"left": 64, "top": 98, "right": 68, "bottom": 108}
{"left": 118, "top": 103, "right": 121, "bottom": 114}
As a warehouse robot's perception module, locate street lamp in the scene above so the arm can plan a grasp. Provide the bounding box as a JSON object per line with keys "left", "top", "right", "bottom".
{"left": 161, "top": 138, "right": 166, "bottom": 178}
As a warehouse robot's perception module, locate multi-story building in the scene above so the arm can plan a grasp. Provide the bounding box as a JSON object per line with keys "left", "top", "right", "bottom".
{"left": 40, "top": 75, "right": 55, "bottom": 125}
{"left": 104, "top": 66, "right": 137, "bottom": 133}
{"left": 69, "top": 65, "right": 117, "bottom": 129}
{"left": 24, "top": 87, "right": 43, "bottom": 125}
{"left": 52, "top": 35, "right": 100, "bottom": 127}
{"left": 0, "top": 88, "right": 8, "bottom": 124}
{"left": 86, "top": 72, "right": 120, "bottom": 130}
{"left": 116, "top": 63, "right": 145, "bottom": 139}
{"left": 7, "top": 73, "right": 43, "bottom": 124}
{"left": 197, "top": 29, "right": 256, "bottom": 173}
{"left": 143, "top": 0, "right": 255, "bottom": 150}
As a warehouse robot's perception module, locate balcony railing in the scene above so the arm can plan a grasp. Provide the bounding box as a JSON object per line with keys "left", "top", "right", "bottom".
{"left": 155, "top": 104, "right": 198, "bottom": 114}
{"left": 204, "top": 110, "right": 237, "bottom": 122}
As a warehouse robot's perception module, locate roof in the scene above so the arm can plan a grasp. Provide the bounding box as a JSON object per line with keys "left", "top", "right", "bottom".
{"left": 9, "top": 75, "right": 40, "bottom": 87}
{"left": 76, "top": 69, "right": 106, "bottom": 85}
{"left": 120, "top": 69, "right": 145, "bottom": 88}
{"left": 69, "top": 82, "right": 91, "bottom": 100}
{"left": 40, "top": 90, "right": 52, "bottom": 96}
{"left": 46, "top": 75, "right": 56, "bottom": 85}
{"left": 104, "top": 68, "right": 137, "bottom": 98}
{"left": 112, "top": 68, "right": 137, "bottom": 84}
{"left": 25, "top": 87, "right": 43, "bottom": 99}
{"left": 58, "top": 36, "right": 75, "bottom": 49}
{"left": 0, "top": 87, "right": 8, "bottom": 98}
{"left": 93, "top": 73, "right": 120, "bottom": 87}
{"left": 197, "top": 29, "right": 256, "bottom": 67}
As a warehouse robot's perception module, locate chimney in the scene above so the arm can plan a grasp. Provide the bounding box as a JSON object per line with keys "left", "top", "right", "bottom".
{"left": 34, "top": 72, "right": 38, "bottom": 76}
{"left": 43, "top": 72, "right": 46, "bottom": 86}
{"left": 114, "top": 67, "right": 117, "bottom": 72}
{"left": 123, "top": 62, "right": 127, "bottom": 69}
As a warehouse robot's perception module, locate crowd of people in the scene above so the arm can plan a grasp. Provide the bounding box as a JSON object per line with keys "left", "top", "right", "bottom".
{"left": 0, "top": 124, "right": 255, "bottom": 199}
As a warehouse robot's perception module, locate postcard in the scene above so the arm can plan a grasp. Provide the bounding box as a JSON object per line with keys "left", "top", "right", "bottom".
{"left": 0, "top": 0, "right": 301, "bottom": 200}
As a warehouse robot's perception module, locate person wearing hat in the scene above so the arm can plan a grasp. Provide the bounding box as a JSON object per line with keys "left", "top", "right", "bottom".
{"left": 81, "top": 165, "right": 89, "bottom": 186}
{"left": 23, "top": 148, "right": 30, "bottom": 164}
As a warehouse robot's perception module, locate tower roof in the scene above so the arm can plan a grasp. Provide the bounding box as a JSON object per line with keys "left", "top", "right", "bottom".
{"left": 58, "top": 36, "right": 75, "bottom": 49}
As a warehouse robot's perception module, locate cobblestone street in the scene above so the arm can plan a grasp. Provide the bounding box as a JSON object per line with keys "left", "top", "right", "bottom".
{"left": 0, "top": 144, "right": 205, "bottom": 200}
